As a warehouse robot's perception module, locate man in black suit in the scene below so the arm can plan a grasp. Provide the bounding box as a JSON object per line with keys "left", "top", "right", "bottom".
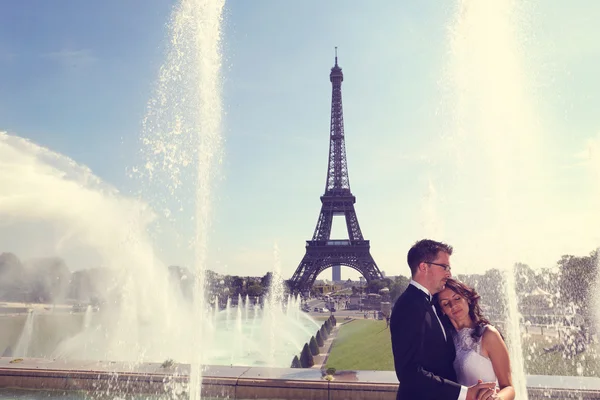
{"left": 390, "top": 239, "right": 496, "bottom": 400}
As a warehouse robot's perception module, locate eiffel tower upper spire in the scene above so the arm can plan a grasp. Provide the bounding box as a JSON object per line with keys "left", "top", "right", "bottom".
{"left": 325, "top": 48, "right": 351, "bottom": 195}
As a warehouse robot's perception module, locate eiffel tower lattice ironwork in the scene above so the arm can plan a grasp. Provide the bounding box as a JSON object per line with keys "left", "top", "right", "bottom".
{"left": 289, "top": 52, "right": 383, "bottom": 293}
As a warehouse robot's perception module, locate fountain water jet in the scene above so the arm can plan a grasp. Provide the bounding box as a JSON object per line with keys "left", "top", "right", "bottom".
{"left": 265, "top": 244, "right": 286, "bottom": 367}
{"left": 82, "top": 306, "right": 93, "bottom": 331}
{"left": 139, "top": 0, "right": 225, "bottom": 397}
{"left": 14, "top": 310, "right": 35, "bottom": 358}
{"left": 225, "top": 297, "right": 232, "bottom": 328}
{"left": 245, "top": 294, "right": 250, "bottom": 321}
{"left": 235, "top": 295, "right": 243, "bottom": 361}
{"left": 445, "top": 0, "right": 540, "bottom": 397}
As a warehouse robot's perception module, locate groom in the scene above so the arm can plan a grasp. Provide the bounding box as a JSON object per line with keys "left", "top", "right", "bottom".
{"left": 390, "top": 239, "right": 495, "bottom": 400}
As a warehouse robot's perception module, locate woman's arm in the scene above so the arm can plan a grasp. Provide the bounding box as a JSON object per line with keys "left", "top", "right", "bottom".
{"left": 481, "top": 326, "right": 515, "bottom": 400}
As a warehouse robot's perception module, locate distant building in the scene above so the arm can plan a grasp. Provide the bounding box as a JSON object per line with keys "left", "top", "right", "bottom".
{"left": 313, "top": 283, "right": 335, "bottom": 295}
{"left": 332, "top": 265, "right": 341, "bottom": 282}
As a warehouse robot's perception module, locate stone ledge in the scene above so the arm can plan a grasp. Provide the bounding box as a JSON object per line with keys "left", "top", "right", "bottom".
{"left": 1, "top": 358, "right": 599, "bottom": 399}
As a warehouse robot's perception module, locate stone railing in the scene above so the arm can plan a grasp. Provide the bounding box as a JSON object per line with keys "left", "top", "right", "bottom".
{"left": 1, "top": 358, "right": 600, "bottom": 399}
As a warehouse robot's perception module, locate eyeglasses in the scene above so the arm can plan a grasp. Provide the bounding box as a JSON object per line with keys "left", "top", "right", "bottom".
{"left": 426, "top": 262, "right": 451, "bottom": 272}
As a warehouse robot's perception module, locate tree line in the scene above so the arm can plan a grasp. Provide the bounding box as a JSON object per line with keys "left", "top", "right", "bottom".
{"left": 0, "top": 249, "right": 597, "bottom": 324}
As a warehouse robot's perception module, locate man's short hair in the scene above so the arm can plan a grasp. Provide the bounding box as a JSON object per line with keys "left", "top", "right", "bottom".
{"left": 407, "top": 239, "right": 453, "bottom": 276}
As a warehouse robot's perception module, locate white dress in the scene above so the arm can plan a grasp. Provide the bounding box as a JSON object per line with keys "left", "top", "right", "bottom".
{"left": 452, "top": 326, "right": 498, "bottom": 386}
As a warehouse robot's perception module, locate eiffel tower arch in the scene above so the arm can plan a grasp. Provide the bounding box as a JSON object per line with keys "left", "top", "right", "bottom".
{"left": 289, "top": 51, "right": 383, "bottom": 294}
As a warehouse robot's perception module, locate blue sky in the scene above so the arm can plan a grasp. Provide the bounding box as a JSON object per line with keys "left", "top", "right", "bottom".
{"left": 2, "top": 1, "right": 600, "bottom": 281}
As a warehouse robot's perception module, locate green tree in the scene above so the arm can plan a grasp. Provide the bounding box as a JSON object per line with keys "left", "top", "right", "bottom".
{"left": 320, "top": 325, "right": 328, "bottom": 340}
{"left": 536, "top": 267, "right": 560, "bottom": 296}
{"left": 310, "top": 285, "right": 320, "bottom": 297}
{"left": 558, "top": 251, "right": 598, "bottom": 319}
{"left": 514, "top": 263, "right": 536, "bottom": 295}
{"left": 290, "top": 355, "right": 301, "bottom": 368}
{"left": 389, "top": 275, "right": 410, "bottom": 303}
{"left": 231, "top": 276, "right": 245, "bottom": 297}
{"left": 366, "top": 278, "right": 391, "bottom": 294}
{"left": 246, "top": 283, "right": 263, "bottom": 297}
{"left": 309, "top": 336, "right": 319, "bottom": 356}
{"left": 459, "top": 269, "right": 506, "bottom": 318}
{"left": 316, "top": 330, "right": 324, "bottom": 347}
{"left": 351, "top": 285, "right": 363, "bottom": 295}
{"left": 261, "top": 272, "right": 272, "bottom": 289}
{"left": 300, "top": 343, "right": 314, "bottom": 368}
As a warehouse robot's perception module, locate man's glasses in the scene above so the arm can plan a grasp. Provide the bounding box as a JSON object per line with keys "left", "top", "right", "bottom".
{"left": 426, "top": 262, "right": 451, "bottom": 272}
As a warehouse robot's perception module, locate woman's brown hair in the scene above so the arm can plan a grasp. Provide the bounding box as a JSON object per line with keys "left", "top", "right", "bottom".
{"left": 435, "top": 278, "right": 492, "bottom": 341}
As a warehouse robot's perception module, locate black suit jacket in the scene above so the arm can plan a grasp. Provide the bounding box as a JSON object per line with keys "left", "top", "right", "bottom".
{"left": 390, "top": 284, "right": 461, "bottom": 400}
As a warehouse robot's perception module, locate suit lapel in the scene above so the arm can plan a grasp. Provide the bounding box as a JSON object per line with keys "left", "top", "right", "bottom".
{"left": 427, "top": 302, "right": 447, "bottom": 342}
{"left": 409, "top": 285, "right": 446, "bottom": 343}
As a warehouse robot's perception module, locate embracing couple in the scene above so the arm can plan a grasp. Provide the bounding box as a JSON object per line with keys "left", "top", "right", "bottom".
{"left": 390, "top": 239, "right": 515, "bottom": 400}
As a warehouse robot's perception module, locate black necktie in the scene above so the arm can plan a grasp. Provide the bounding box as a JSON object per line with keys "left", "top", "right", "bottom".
{"left": 423, "top": 292, "right": 433, "bottom": 305}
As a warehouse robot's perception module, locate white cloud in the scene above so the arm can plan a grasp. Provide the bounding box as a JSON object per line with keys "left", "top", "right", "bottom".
{"left": 41, "top": 49, "right": 97, "bottom": 70}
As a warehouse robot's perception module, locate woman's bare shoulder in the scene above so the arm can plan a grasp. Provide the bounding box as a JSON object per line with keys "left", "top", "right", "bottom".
{"left": 483, "top": 324, "right": 501, "bottom": 335}
{"left": 481, "top": 325, "right": 506, "bottom": 347}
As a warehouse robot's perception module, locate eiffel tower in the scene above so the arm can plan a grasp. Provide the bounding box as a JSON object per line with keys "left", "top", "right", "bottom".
{"left": 289, "top": 52, "right": 383, "bottom": 294}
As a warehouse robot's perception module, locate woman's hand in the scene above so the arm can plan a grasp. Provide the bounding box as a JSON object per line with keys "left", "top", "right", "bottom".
{"left": 477, "top": 387, "right": 502, "bottom": 400}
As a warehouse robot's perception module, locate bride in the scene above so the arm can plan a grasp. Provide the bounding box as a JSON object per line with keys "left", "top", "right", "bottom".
{"left": 435, "top": 278, "right": 516, "bottom": 400}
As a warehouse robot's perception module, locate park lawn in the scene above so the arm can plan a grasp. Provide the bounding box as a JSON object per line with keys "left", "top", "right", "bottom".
{"left": 326, "top": 319, "right": 394, "bottom": 371}
{"left": 324, "top": 321, "right": 600, "bottom": 376}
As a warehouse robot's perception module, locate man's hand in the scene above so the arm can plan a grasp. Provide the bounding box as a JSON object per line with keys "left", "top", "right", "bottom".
{"left": 466, "top": 381, "right": 497, "bottom": 400}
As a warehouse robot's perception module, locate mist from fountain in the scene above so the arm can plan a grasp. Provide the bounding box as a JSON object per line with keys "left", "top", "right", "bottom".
{"left": 587, "top": 119, "right": 600, "bottom": 356}
{"left": 445, "top": 0, "right": 541, "bottom": 397}
{"left": 169, "top": 243, "right": 324, "bottom": 370}
{"left": 203, "top": 294, "right": 317, "bottom": 368}
{"left": 597, "top": 275, "right": 600, "bottom": 351}
{"left": 14, "top": 311, "right": 35, "bottom": 358}
{"left": 0, "top": 132, "right": 195, "bottom": 363}
{"left": 82, "top": 306, "right": 93, "bottom": 331}
{"left": 0, "top": 129, "right": 319, "bottom": 377}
